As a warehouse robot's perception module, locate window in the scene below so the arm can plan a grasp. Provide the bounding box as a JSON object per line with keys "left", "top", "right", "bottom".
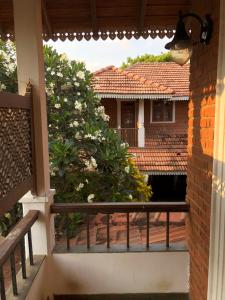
{"left": 151, "top": 101, "right": 175, "bottom": 123}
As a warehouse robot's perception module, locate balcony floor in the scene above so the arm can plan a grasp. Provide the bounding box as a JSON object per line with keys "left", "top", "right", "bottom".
{"left": 54, "top": 293, "right": 189, "bottom": 300}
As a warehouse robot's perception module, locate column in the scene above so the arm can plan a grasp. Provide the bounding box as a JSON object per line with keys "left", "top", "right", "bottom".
{"left": 117, "top": 99, "right": 121, "bottom": 129}
{"left": 13, "top": 0, "right": 50, "bottom": 196}
{"left": 13, "top": 0, "right": 55, "bottom": 254}
{"left": 137, "top": 99, "right": 145, "bottom": 147}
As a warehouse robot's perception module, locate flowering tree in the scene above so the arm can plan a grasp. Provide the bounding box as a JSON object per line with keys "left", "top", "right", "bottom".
{"left": 45, "top": 46, "right": 151, "bottom": 203}
{"left": 0, "top": 42, "right": 151, "bottom": 208}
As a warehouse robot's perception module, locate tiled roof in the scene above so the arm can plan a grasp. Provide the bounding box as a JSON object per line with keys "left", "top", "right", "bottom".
{"left": 93, "top": 66, "right": 174, "bottom": 97}
{"left": 129, "top": 127, "right": 188, "bottom": 174}
{"left": 127, "top": 62, "right": 190, "bottom": 97}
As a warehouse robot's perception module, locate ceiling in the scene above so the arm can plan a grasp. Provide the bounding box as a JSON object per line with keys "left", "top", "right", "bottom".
{"left": 0, "top": 0, "right": 191, "bottom": 41}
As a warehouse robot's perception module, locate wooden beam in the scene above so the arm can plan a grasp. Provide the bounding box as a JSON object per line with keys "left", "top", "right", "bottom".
{"left": 90, "top": 0, "right": 97, "bottom": 33}
{"left": 42, "top": 0, "right": 52, "bottom": 35}
{"left": 138, "top": 0, "right": 147, "bottom": 32}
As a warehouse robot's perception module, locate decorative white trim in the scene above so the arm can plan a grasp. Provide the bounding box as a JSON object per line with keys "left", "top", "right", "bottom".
{"left": 143, "top": 171, "right": 187, "bottom": 175}
{"left": 97, "top": 93, "right": 172, "bottom": 100}
{"left": 171, "top": 96, "right": 189, "bottom": 101}
{"left": 207, "top": 0, "right": 225, "bottom": 299}
{"left": 150, "top": 100, "right": 176, "bottom": 124}
{"left": 97, "top": 94, "right": 189, "bottom": 101}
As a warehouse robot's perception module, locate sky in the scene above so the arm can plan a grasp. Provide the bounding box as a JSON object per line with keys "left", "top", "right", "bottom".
{"left": 46, "top": 37, "right": 171, "bottom": 72}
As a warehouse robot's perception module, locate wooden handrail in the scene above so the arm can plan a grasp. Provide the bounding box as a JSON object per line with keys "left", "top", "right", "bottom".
{"left": 0, "top": 210, "right": 39, "bottom": 266}
{"left": 51, "top": 202, "right": 190, "bottom": 214}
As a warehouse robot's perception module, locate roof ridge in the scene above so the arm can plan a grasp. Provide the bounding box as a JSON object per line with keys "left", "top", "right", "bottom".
{"left": 112, "top": 67, "right": 174, "bottom": 94}
{"left": 94, "top": 65, "right": 115, "bottom": 76}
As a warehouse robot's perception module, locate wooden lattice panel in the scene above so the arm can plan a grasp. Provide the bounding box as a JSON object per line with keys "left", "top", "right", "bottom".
{"left": 0, "top": 108, "right": 32, "bottom": 200}
{"left": 0, "top": 92, "right": 34, "bottom": 215}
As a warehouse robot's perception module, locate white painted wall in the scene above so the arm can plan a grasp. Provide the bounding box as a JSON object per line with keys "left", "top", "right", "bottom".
{"left": 27, "top": 252, "right": 189, "bottom": 298}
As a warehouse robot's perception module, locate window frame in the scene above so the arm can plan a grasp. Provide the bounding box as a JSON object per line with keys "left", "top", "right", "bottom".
{"left": 150, "top": 100, "right": 175, "bottom": 124}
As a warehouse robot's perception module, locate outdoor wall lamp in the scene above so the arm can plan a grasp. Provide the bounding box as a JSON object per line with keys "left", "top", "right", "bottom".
{"left": 165, "top": 11, "right": 213, "bottom": 66}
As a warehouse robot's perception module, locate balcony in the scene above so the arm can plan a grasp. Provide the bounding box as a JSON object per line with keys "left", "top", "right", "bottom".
{"left": 0, "top": 201, "right": 190, "bottom": 300}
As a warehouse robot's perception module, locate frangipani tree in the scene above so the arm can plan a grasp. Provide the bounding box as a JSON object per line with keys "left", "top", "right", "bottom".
{"left": 45, "top": 46, "right": 151, "bottom": 203}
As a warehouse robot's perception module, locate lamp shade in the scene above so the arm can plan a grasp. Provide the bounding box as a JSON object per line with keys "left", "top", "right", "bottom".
{"left": 170, "top": 48, "right": 192, "bottom": 66}
{"left": 165, "top": 17, "right": 192, "bottom": 50}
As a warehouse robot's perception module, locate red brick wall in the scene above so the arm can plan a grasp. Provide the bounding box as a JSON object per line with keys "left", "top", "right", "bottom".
{"left": 101, "top": 99, "right": 117, "bottom": 128}
{"left": 187, "top": 1, "right": 220, "bottom": 300}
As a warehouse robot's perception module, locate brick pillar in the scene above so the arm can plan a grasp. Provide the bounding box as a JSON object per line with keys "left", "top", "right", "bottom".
{"left": 186, "top": 1, "right": 220, "bottom": 300}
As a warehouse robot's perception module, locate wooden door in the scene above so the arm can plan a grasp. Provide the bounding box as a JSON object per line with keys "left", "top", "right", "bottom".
{"left": 121, "top": 101, "right": 136, "bottom": 128}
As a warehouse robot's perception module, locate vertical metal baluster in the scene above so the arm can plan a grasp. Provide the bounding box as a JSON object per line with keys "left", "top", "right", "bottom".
{"left": 27, "top": 229, "right": 34, "bottom": 265}
{"left": 20, "top": 237, "right": 27, "bottom": 279}
{"left": 127, "top": 212, "right": 130, "bottom": 249}
{"left": 166, "top": 212, "right": 170, "bottom": 248}
{"left": 66, "top": 214, "right": 70, "bottom": 251}
{"left": 107, "top": 214, "right": 110, "bottom": 249}
{"left": 10, "top": 252, "right": 18, "bottom": 295}
{"left": 87, "top": 214, "right": 90, "bottom": 249}
{"left": 0, "top": 266, "right": 6, "bottom": 300}
{"left": 146, "top": 212, "right": 150, "bottom": 249}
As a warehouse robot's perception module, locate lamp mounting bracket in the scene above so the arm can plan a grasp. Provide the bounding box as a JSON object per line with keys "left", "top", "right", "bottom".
{"left": 178, "top": 10, "right": 213, "bottom": 45}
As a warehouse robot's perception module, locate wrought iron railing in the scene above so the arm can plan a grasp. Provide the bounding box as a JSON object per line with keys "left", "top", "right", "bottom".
{"left": 0, "top": 210, "right": 39, "bottom": 300}
{"left": 51, "top": 202, "right": 189, "bottom": 252}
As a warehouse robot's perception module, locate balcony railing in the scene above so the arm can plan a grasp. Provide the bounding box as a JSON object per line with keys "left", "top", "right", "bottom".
{"left": 116, "top": 128, "right": 138, "bottom": 147}
{"left": 51, "top": 202, "right": 189, "bottom": 252}
{"left": 0, "top": 210, "right": 39, "bottom": 300}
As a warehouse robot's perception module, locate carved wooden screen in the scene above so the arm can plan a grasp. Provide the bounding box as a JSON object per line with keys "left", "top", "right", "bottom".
{"left": 0, "top": 91, "right": 35, "bottom": 216}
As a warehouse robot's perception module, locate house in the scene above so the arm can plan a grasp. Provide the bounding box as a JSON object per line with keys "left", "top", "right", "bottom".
{"left": 0, "top": 1, "right": 224, "bottom": 300}
{"left": 93, "top": 63, "right": 190, "bottom": 201}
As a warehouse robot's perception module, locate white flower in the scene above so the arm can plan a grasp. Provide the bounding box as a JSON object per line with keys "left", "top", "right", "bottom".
{"left": 73, "top": 121, "right": 79, "bottom": 127}
{"left": 75, "top": 183, "right": 84, "bottom": 191}
{"left": 75, "top": 82, "right": 80, "bottom": 87}
{"left": 121, "top": 143, "right": 127, "bottom": 149}
{"left": 55, "top": 103, "right": 61, "bottom": 109}
{"left": 47, "top": 67, "right": 51, "bottom": 72}
{"left": 49, "top": 124, "right": 51, "bottom": 128}
{"left": 125, "top": 166, "right": 130, "bottom": 173}
{"left": 85, "top": 179, "right": 89, "bottom": 183}
{"left": 60, "top": 53, "right": 68, "bottom": 61}
{"left": 90, "top": 157, "right": 97, "bottom": 168}
{"left": 51, "top": 71, "right": 55, "bottom": 75}
{"left": 87, "top": 194, "right": 95, "bottom": 203}
{"left": 128, "top": 194, "right": 133, "bottom": 200}
{"left": 102, "top": 113, "right": 110, "bottom": 122}
{"left": 57, "top": 72, "right": 63, "bottom": 78}
{"left": 77, "top": 92, "right": 81, "bottom": 96}
{"left": 64, "top": 98, "right": 68, "bottom": 102}
{"left": 0, "top": 83, "right": 6, "bottom": 90}
{"left": 77, "top": 71, "right": 85, "bottom": 80}
{"left": 75, "top": 132, "right": 82, "bottom": 140}
{"left": 74, "top": 101, "right": 82, "bottom": 112}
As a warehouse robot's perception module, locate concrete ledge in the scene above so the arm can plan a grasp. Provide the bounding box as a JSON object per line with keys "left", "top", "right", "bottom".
{"left": 54, "top": 293, "right": 189, "bottom": 300}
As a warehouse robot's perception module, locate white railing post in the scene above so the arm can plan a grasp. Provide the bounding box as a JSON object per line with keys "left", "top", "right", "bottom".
{"left": 138, "top": 99, "right": 145, "bottom": 147}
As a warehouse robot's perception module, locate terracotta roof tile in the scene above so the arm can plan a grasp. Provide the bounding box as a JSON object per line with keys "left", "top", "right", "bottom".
{"left": 127, "top": 62, "right": 190, "bottom": 97}
{"left": 93, "top": 66, "right": 174, "bottom": 96}
{"left": 129, "top": 127, "right": 188, "bottom": 173}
